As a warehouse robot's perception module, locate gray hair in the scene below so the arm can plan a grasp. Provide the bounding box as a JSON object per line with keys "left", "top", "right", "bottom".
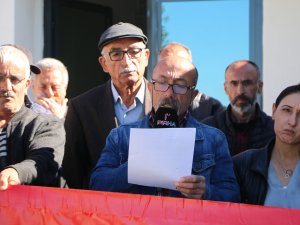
{"left": 0, "top": 45, "right": 30, "bottom": 79}
{"left": 35, "top": 58, "right": 69, "bottom": 88}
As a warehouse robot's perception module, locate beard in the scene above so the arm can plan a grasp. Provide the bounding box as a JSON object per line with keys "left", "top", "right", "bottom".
{"left": 230, "top": 94, "right": 256, "bottom": 116}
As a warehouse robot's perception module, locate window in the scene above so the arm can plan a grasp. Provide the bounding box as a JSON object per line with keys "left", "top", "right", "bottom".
{"left": 147, "top": 0, "right": 262, "bottom": 106}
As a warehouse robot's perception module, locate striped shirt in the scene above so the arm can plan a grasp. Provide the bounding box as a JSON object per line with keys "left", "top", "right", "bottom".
{"left": 0, "top": 127, "right": 8, "bottom": 171}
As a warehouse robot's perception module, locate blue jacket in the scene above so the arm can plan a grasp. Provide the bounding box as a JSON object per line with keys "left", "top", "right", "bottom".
{"left": 90, "top": 114, "right": 240, "bottom": 202}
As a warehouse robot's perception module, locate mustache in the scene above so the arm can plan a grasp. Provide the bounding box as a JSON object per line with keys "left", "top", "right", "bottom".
{"left": 232, "top": 94, "right": 252, "bottom": 105}
{"left": 0, "top": 91, "right": 14, "bottom": 97}
{"left": 157, "top": 98, "right": 179, "bottom": 113}
{"left": 119, "top": 66, "right": 136, "bottom": 74}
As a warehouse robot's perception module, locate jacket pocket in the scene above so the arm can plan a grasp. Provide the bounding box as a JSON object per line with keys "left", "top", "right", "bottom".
{"left": 192, "top": 154, "right": 215, "bottom": 174}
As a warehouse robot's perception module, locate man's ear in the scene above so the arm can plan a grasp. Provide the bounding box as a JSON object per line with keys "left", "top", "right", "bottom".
{"left": 147, "top": 81, "right": 153, "bottom": 94}
{"left": 25, "top": 79, "right": 31, "bottom": 91}
{"left": 191, "top": 89, "right": 199, "bottom": 101}
{"left": 257, "top": 80, "right": 263, "bottom": 94}
{"left": 144, "top": 48, "right": 150, "bottom": 62}
{"left": 224, "top": 82, "right": 229, "bottom": 95}
{"left": 98, "top": 56, "right": 109, "bottom": 73}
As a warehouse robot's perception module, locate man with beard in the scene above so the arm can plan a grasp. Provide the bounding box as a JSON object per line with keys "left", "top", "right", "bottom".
{"left": 0, "top": 45, "right": 64, "bottom": 190}
{"left": 202, "top": 60, "right": 274, "bottom": 156}
{"left": 62, "top": 22, "right": 151, "bottom": 189}
{"left": 89, "top": 56, "right": 240, "bottom": 202}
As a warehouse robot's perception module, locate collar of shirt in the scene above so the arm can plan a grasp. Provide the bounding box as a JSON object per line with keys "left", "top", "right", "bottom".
{"left": 111, "top": 79, "right": 145, "bottom": 125}
{"left": 111, "top": 79, "right": 145, "bottom": 106}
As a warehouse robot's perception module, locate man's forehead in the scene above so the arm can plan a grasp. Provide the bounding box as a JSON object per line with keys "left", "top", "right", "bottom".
{"left": 103, "top": 38, "right": 144, "bottom": 50}
{"left": 0, "top": 59, "right": 25, "bottom": 74}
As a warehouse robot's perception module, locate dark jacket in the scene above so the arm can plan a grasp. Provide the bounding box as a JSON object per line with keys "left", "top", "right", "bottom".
{"left": 190, "top": 92, "right": 224, "bottom": 121}
{"left": 6, "top": 105, "right": 65, "bottom": 186}
{"left": 202, "top": 104, "right": 275, "bottom": 156}
{"left": 233, "top": 139, "right": 274, "bottom": 205}
{"left": 62, "top": 79, "right": 152, "bottom": 189}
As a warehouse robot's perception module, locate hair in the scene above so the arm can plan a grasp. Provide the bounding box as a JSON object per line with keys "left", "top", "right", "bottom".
{"left": 159, "top": 42, "right": 193, "bottom": 61}
{"left": 225, "top": 60, "right": 261, "bottom": 79}
{"left": 274, "top": 83, "right": 300, "bottom": 108}
{"left": 0, "top": 45, "right": 30, "bottom": 79}
{"left": 35, "top": 58, "right": 69, "bottom": 88}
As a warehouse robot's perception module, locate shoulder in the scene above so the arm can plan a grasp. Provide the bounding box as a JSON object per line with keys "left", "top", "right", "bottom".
{"left": 201, "top": 108, "right": 227, "bottom": 126}
{"left": 188, "top": 115, "right": 227, "bottom": 140}
{"left": 11, "top": 106, "right": 63, "bottom": 130}
{"left": 70, "top": 81, "right": 111, "bottom": 105}
{"left": 233, "top": 147, "right": 266, "bottom": 167}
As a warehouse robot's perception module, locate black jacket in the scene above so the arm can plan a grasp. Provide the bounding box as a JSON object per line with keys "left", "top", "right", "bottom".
{"left": 63, "top": 79, "right": 152, "bottom": 189}
{"left": 233, "top": 140, "right": 274, "bottom": 205}
{"left": 190, "top": 92, "right": 224, "bottom": 121}
{"left": 202, "top": 104, "right": 275, "bottom": 156}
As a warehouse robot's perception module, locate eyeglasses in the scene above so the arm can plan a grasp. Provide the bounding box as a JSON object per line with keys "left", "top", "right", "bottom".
{"left": 0, "top": 73, "right": 26, "bottom": 85}
{"left": 152, "top": 80, "right": 195, "bottom": 95}
{"left": 104, "top": 48, "right": 145, "bottom": 61}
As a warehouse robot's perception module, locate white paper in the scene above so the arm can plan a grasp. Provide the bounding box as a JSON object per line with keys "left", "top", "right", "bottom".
{"left": 128, "top": 128, "right": 196, "bottom": 190}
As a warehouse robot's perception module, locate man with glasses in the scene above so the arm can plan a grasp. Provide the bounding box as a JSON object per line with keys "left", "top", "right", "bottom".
{"left": 63, "top": 22, "right": 151, "bottom": 189}
{"left": 202, "top": 60, "right": 275, "bottom": 156}
{"left": 0, "top": 45, "right": 65, "bottom": 190}
{"left": 158, "top": 42, "right": 224, "bottom": 121}
{"left": 90, "top": 56, "right": 240, "bottom": 202}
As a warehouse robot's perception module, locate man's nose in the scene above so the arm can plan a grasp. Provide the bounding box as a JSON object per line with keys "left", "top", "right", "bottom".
{"left": 236, "top": 82, "right": 245, "bottom": 95}
{"left": 0, "top": 77, "right": 13, "bottom": 91}
{"left": 44, "top": 87, "right": 54, "bottom": 98}
{"left": 164, "top": 85, "right": 176, "bottom": 98}
{"left": 121, "top": 52, "right": 132, "bottom": 65}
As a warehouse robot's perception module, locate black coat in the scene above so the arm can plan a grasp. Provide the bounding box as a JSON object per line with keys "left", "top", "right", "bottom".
{"left": 202, "top": 104, "right": 275, "bottom": 156}
{"left": 233, "top": 140, "right": 274, "bottom": 205}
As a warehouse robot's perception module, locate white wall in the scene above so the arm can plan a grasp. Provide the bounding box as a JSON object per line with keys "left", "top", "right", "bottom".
{"left": 0, "top": 0, "right": 44, "bottom": 64}
{"left": 263, "top": 0, "right": 300, "bottom": 115}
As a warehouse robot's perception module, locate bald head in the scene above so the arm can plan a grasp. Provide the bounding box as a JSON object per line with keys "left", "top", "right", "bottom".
{"left": 158, "top": 42, "right": 192, "bottom": 62}
{"left": 152, "top": 56, "right": 197, "bottom": 85}
{"left": 225, "top": 60, "right": 260, "bottom": 80}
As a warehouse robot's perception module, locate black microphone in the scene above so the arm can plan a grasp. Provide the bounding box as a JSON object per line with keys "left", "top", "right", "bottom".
{"left": 153, "top": 106, "right": 179, "bottom": 128}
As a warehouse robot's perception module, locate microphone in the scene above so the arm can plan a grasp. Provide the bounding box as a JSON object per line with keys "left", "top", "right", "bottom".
{"left": 153, "top": 106, "right": 179, "bottom": 128}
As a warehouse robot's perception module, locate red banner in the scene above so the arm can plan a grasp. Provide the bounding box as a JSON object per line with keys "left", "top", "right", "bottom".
{"left": 0, "top": 185, "right": 299, "bottom": 225}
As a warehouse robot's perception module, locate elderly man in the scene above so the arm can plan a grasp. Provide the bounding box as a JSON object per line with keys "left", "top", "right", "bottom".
{"left": 0, "top": 45, "right": 65, "bottom": 190}
{"left": 203, "top": 60, "right": 275, "bottom": 156}
{"left": 31, "top": 58, "right": 69, "bottom": 119}
{"left": 90, "top": 56, "right": 240, "bottom": 202}
{"left": 63, "top": 22, "right": 151, "bottom": 189}
{"left": 158, "top": 42, "right": 224, "bottom": 121}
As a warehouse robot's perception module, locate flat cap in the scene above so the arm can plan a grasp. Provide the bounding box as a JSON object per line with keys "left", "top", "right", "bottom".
{"left": 98, "top": 22, "right": 148, "bottom": 51}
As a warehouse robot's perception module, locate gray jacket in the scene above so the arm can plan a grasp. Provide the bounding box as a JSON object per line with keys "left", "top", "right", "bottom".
{"left": 6, "top": 105, "right": 65, "bottom": 186}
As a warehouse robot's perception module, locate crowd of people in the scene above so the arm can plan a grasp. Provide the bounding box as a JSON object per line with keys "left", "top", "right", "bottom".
{"left": 0, "top": 22, "right": 299, "bottom": 209}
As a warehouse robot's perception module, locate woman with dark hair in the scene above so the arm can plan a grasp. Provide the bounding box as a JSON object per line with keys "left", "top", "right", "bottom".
{"left": 233, "top": 83, "right": 300, "bottom": 209}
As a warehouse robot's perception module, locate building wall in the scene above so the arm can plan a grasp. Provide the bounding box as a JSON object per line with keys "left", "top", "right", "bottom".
{"left": 0, "top": 0, "right": 44, "bottom": 63}
{"left": 263, "top": 0, "right": 300, "bottom": 115}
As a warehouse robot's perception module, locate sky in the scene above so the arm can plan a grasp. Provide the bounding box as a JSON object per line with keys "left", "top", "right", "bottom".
{"left": 162, "top": 0, "right": 249, "bottom": 106}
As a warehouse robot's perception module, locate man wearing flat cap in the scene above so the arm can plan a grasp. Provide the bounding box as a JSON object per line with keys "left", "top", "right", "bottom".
{"left": 63, "top": 22, "right": 151, "bottom": 189}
